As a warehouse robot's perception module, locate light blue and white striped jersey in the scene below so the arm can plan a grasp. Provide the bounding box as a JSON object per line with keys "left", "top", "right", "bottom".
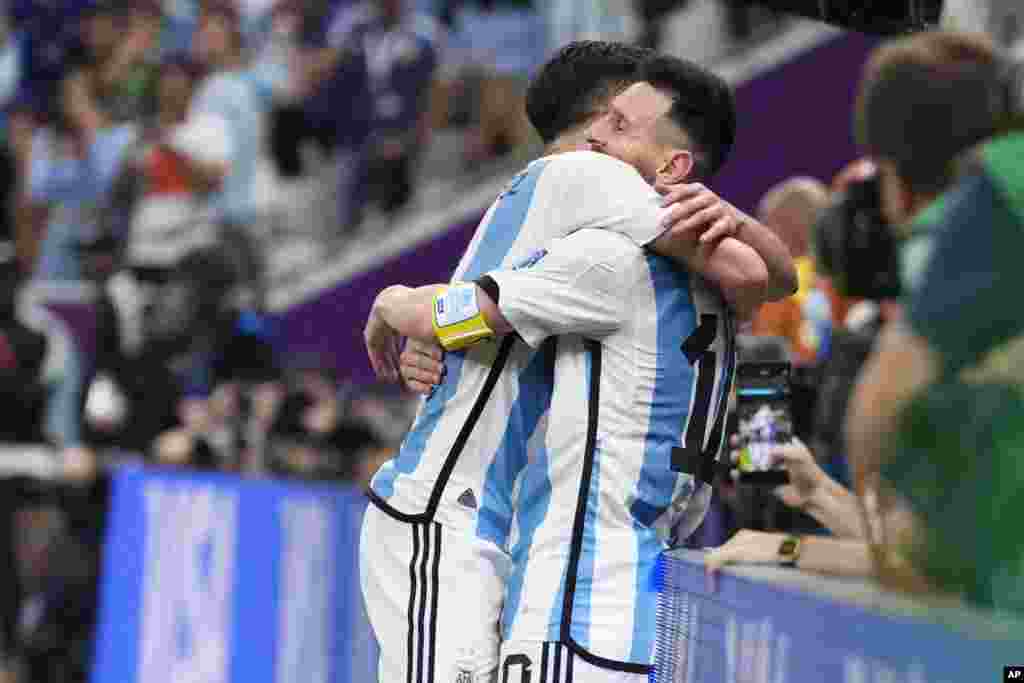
{"left": 487, "top": 228, "right": 735, "bottom": 671}
{"left": 368, "top": 152, "right": 674, "bottom": 540}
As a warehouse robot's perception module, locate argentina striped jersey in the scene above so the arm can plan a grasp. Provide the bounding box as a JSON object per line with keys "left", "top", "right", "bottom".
{"left": 486, "top": 228, "right": 736, "bottom": 672}
{"left": 368, "top": 151, "right": 675, "bottom": 545}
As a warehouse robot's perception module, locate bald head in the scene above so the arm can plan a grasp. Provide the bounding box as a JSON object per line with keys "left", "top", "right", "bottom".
{"left": 757, "top": 177, "right": 828, "bottom": 257}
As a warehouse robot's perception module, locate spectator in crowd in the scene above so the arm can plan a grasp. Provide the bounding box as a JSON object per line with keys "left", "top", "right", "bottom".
{"left": 6, "top": 0, "right": 94, "bottom": 273}
{"left": 633, "top": 0, "right": 682, "bottom": 49}
{"left": 847, "top": 29, "right": 1024, "bottom": 608}
{"left": 268, "top": 0, "right": 340, "bottom": 180}
{"left": 294, "top": 0, "right": 374, "bottom": 235}
{"left": 7, "top": 473, "right": 103, "bottom": 683}
{"left": 543, "top": 0, "right": 633, "bottom": 62}
{"left": 24, "top": 39, "right": 139, "bottom": 448}
{"left": 127, "top": 55, "right": 214, "bottom": 279}
{"left": 451, "top": 0, "right": 543, "bottom": 165}
{"left": 27, "top": 60, "right": 138, "bottom": 281}
{"left": 172, "top": 2, "right": 262, "bottom": 224}
{"left": 750, "top": 177, "right": 829, "bottom": 365}
{"left": 360, "top": 0, "right": 440, "bottom": 214}
{"left": 301, "top": 0, "right": 442, "bottom": 232}
{"left": 0, "top": 17, "right": 19, "bottom": 183}
{"left": 0, "top": 244, "right": 46, "bottom": 444}
{"left": 62, "top": 1, "right": 164, "bottom": 128}
{"left": 704, "top": 438, "right": 874, "bottom": 576}
{"left": 708, "top": 30, "right": 1024, "bottom": 614}
{"left": 169, "top": 1, "right": 293, "bottom": 308}
{"left": 99, "top": 1, "right": 165, "bottom": 124}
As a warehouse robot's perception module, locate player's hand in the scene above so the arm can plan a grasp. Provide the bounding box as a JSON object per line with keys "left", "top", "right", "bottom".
{"left": 704, "top": 529, "right": 788, "bottom": 574}
{"left": 364, "top": 307, "right": 402, "bottom": 382}
{"left": 400, "top": 339, "right": 445, "bottom": 395}
{"left": 657, "top": 182, "right": 743, "bottom": 245}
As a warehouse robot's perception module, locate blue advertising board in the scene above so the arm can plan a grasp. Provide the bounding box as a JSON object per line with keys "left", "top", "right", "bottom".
{"left": 653, "top": 550, "right": 1024, "bottom": 683}
{"left": 91, "top": 468, "right": 378, "bottom": 683}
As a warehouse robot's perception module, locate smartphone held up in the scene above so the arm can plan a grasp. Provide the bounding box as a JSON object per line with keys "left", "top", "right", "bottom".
{"left": 733, "top": 362, "right": 792, "bottom": 486}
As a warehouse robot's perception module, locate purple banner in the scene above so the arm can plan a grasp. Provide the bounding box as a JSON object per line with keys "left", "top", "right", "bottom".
{"left": 276, "top": 32, "right": 879, "bottom": 383}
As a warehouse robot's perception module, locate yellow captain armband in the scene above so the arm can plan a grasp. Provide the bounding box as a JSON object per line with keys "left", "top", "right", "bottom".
{"left": 432, "top": 283, "right": 495, "bottom": 351}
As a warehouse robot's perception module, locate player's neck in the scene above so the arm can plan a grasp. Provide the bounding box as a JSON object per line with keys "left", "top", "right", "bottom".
{"left": 544, "top": 138, "right": 592, "bottom": 156}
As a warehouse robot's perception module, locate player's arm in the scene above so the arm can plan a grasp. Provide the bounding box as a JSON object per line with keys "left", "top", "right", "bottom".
{"left": 480, "top": 229, "right": 634, "bottom": 348}
{"left": 370, "top": 283, "right": 512, "bottom": 343}
{"left": 549, "top": 153, "right": 775, "bottom": 315}
{"left": 656, "top": 182, "right": 798, "bottom": 301}
{"left": 365, "top": 282, "right": 513, "bottom": 380}
{"left": 367, "top": 230, "right": 632, "bottom": 379}
{"left": 650, "top": 230, "right": 769, "bottom": 320}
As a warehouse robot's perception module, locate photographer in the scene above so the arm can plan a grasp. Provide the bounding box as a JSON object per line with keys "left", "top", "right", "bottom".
{"left": 846, "top": 34, "right": 1024, "bottom": 606}
{"left": 845, "top": 30, "right": 1014, "bottom": 470}
{"left": 706, "top": 30, "right": 1023, "bottom": 604}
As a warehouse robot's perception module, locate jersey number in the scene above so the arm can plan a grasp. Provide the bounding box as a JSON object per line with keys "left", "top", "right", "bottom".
{"left": 501, "top": 654, "right": 532, "bottom": 683}
{"left": 671, "top": 313, "right": 727, "bottom": 474}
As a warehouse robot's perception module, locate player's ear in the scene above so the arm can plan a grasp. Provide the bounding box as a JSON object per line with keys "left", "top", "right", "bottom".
{"left": 657, "top": 148, "right": 694, "bottom": 185}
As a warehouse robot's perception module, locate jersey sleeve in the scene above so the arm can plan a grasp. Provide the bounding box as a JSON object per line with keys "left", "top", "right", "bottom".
{"left": 483, "top": 228, "right": 640, "bottom": 348}
{"left": 905, "top": 168, "right": 1024, "bottom": 374}
{"left": 541, "top": 151, "right": 672, "bottom": 247}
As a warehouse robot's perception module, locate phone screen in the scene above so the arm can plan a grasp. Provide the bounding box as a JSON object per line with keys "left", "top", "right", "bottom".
{"left": 734, "top": 362, "right": 792, "bottom": 485}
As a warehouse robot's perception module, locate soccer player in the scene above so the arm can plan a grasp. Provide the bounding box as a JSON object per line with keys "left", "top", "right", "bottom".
{"left": 379, "top": 55, "right": 795, "bottom": 681}
{"left": 362, "top": 44, "right": 794, "bottom": 683}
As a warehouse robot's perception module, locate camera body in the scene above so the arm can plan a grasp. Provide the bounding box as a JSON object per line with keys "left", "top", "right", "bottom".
{"left": 813, "top": 175, "right": 902, "bottom": 301}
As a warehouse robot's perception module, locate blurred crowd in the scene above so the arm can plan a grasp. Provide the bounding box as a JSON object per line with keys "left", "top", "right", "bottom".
{"left": 0, "top": 0, "right": 781, "bottom": 460}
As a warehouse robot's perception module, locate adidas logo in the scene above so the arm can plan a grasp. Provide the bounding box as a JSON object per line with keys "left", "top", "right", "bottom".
{"left": 457, "top": 489, "right": 478, "bottom": 510}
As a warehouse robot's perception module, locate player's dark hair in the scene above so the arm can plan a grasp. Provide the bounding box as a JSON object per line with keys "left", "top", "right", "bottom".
{"left": 639, "top": 55, "right": 736, "bottom": 180}
{"left": 526, "top": 41, "right": 654, "bottom": 144}
{"left": 855, "top": 31, "right": 1001, "bottom": 197}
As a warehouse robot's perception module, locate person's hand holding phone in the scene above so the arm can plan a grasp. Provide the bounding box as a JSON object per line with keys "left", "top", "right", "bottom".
{"left": 763, "top": 437, "right": 831, "bottom": 510}
{"left": 731, "top": 436, "right": 865, "bottom": 538}
{"left": 731, "top": 436, "right": 825, "bottom": 506}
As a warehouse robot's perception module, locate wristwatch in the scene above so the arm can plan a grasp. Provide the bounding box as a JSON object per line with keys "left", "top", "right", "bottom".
{"left": 778, "top": 535, "right": 802, "bottom": 568}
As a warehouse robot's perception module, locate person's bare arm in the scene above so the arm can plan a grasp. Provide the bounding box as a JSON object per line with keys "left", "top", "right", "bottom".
{"left": 651, "top": 230, "right": 769, "bottom": 320}
{"left": 365, "top": 283, "right": 509, "bottom": 380}
{"left": 656, "top": 183, "right": 798, "bottom": 301}
{"left": 796, "top": 536, "right": 874, "bottom": 576}
{"left": 703, "top": 530, "right": 872, "bottom": 577}
{"left": 800, "top": 476, "right": 865, "bottom": 539}
{"left": 845, "top": 319, "right": 938, "bottom": 489}
{"left": 745, "top": 438, "right": 865, "bottom": 538}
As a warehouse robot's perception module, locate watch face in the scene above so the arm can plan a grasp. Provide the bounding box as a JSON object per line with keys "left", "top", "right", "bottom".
{"left": 779, "top": 538, "right": 798, "bottom": 556}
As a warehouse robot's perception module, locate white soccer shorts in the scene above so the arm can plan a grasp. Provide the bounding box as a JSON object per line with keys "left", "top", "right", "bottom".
{"left": 360, "top": 502, "right": 511, "bottom": 683}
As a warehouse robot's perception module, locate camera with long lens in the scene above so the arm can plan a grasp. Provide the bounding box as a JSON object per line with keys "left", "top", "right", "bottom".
{"left": 815, "top": 54, "right": 1024, "bottom": 302}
